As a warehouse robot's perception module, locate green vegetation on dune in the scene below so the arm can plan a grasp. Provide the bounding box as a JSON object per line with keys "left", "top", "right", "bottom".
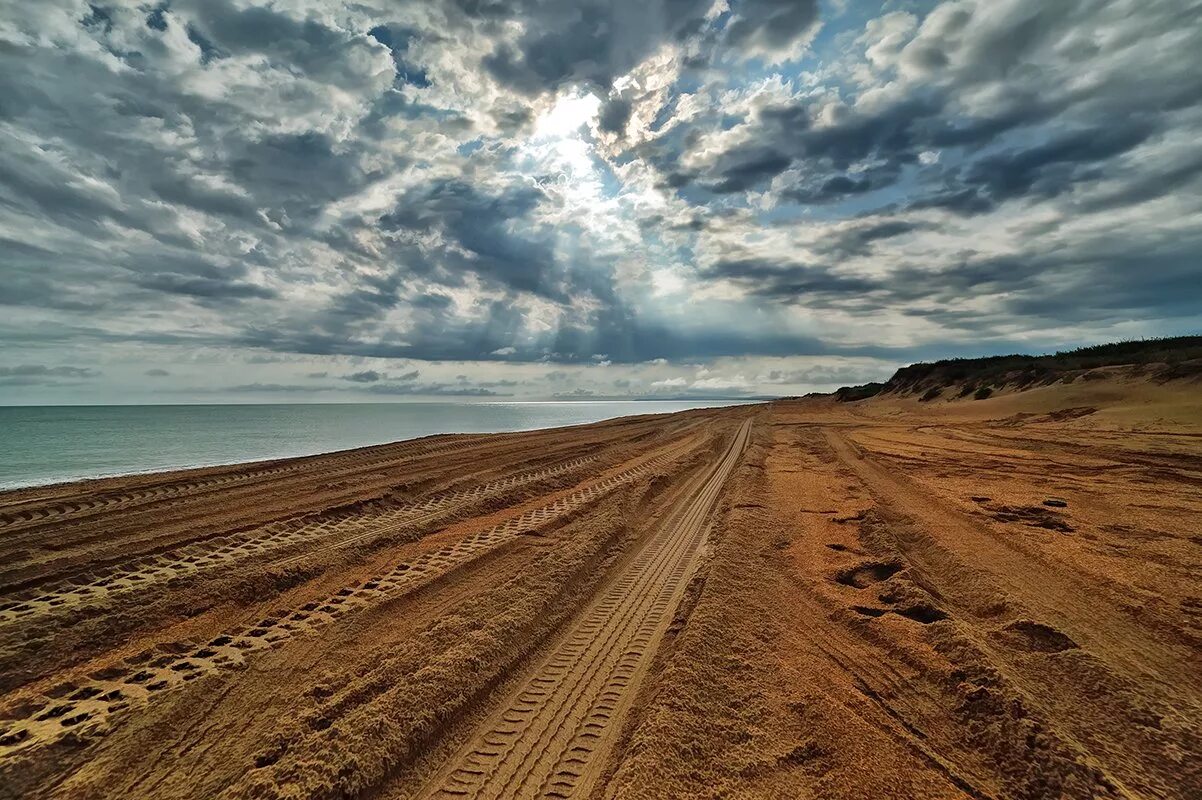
{"left": 833, "top": 382, "right": 885, "bottom": 402}
{"left": 834, "top": 336, "right": 1202, "bottom": 402}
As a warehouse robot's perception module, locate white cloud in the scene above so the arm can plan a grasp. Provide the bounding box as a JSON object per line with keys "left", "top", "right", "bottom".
{"left": 1, "top": 0, "right": 1199, "bottom": 406}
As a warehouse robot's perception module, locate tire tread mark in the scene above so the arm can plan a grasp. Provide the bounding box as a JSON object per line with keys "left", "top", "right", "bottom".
{"left": 0, "top": 455, "right": 600, "bottom": 624}
{"left": 0, "top": 436, "right": 485, "bottom": 534}
{"left": 422, "top": 420, "right": 751, "bottom": 800}
{"left": 0, "top": 435, "right": 702, "bottom": 758}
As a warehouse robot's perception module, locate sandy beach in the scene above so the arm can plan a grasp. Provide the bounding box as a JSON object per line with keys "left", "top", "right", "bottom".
{"left": 0, "top": 371, "right": 1199, "bottom": 799}
{"left": 6, "top": 1, "right": 1201, "bottom": 796}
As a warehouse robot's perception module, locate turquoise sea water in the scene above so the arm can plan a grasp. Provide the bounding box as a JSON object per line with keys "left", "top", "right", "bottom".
{"left": 0, "top": 401, "right": 752, "bottom": 490}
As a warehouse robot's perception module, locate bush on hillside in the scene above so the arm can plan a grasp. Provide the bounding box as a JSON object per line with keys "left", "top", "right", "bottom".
{"left": 833, "top": 382, "right": 884, "bottom": 402}
{"left": 881, "top": 336, "right": 1202, "bottom": 397}
{"left": 828, "top": 336, "right": 1201, "bottom": 404}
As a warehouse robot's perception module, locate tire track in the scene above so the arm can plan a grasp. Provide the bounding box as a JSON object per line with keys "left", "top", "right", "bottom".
{"left": 0, "top": 436, "right": 701, "bottom": 758}
{"left": 0, "top": 435, "right": 484, "bottom": 535}
{"left": 0, "top": 418, "right": 701, "bottom": 614}
{"left": 420, "top": 420, "right": 751, "bottom": 800}
{"left": 0, "top": 420, "right": 697, "bottom": 587}
{"left": 823, "top": 429, "right": 1201, "bottom": 695}
{"left": 0, "top": 455, "right": 599, "bottom": 626}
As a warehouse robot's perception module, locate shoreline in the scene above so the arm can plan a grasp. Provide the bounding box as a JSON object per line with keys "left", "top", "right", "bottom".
{"left": 0, "top": 430, "right": 469, "bottom": 496}
{"left": 0, "top": 399, "right": 758, "bottom": 493}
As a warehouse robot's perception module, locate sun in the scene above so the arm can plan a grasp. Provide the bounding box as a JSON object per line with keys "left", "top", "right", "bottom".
{"left": 532, "top": 91, "right": 602, "bottom": 140}
{"left": 521, "top": 90, "right": 608, "bottom": 208}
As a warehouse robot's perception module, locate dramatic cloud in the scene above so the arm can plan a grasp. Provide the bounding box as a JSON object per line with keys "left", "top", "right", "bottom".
{"left": 1, "top": 0, "right": 1200, "bottom": 403}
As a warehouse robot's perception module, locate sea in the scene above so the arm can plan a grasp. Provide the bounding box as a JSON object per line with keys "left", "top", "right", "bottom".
{"left": 0, "top": 401, "right": 755, "bottom": 490}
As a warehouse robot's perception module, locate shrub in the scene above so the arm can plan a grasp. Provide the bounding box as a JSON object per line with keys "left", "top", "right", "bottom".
{"left": 974, "top": 386, "right": 993, "bottom": 400}
{"left": 881, "top": 336, "right": 1202, "bottom": 395}
{"left": 920, "top": 387, "right": 942, "bottom": 402}
{"left": 834, "top": 382, "right": 885, "bottom": 402}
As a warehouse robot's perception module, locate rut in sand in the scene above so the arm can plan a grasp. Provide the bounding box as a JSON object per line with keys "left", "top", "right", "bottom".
{"left": 421, "top": 420, "right": 751, "bottom": 800}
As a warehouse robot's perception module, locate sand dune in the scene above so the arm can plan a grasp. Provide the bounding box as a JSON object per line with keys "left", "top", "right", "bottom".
{"left": 0, "top": 376, "right": 1198, "bottom": 799}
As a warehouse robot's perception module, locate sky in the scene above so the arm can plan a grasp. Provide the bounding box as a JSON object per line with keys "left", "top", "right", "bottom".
{"left": 1, "top": 0, "right": 1201, "bottom": 404}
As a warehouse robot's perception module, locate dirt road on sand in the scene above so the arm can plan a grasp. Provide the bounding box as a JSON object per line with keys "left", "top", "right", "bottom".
{"left": 419, "top": 420, "right": 751, "bottom": 800}
{"left": 1, "top": 380, "right": 1199, "bottom": 799}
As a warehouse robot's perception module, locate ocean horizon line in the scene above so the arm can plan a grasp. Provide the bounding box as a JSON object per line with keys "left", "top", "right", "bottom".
{"left": 0, "top": 397, "right": 775, "bottom": 409}
{"left": 0, "top": 399, "right": 760, "bottom": 491}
